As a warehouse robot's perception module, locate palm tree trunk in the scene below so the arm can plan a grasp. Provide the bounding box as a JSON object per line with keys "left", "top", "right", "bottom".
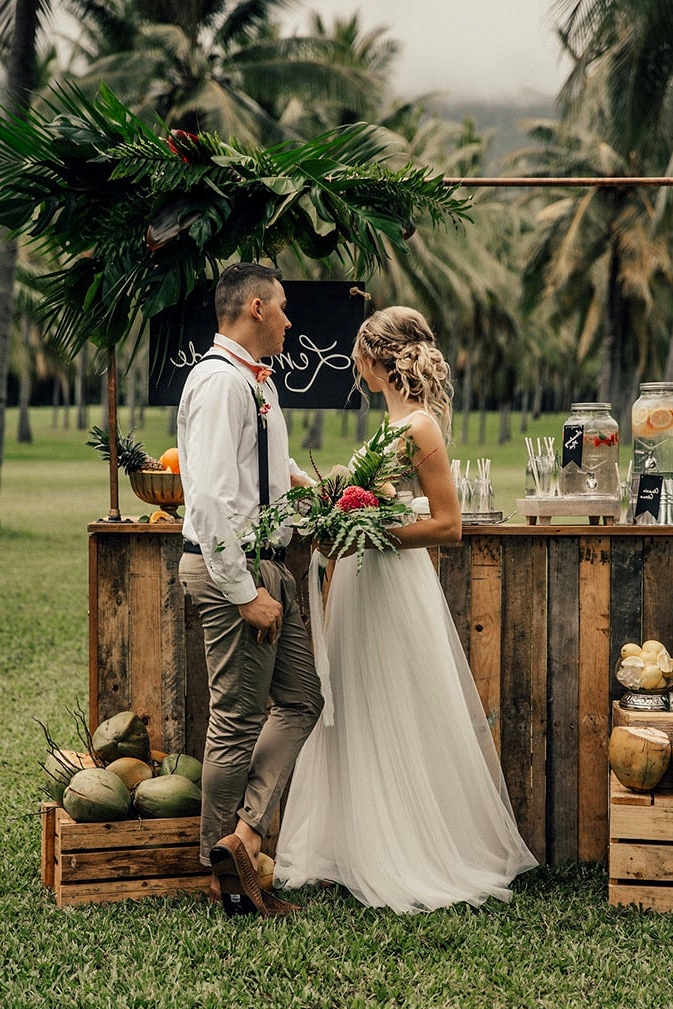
{"left": 301, "top": 409, "right": 324, "bottom": 450}
{"left": 460, "top": 349, "right": 473, "bottom": 445}
{"left": 598, "top": 247, "right": 619, "bottom": 406}
{"left": 76, "top": 344, "right": 89, "bottom": 430}
{"left": 0, "top": 0, "right": 42, "bottom": 482}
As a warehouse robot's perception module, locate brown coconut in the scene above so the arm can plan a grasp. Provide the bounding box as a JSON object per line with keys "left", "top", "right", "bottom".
{"left": 106, "top": 756, "right": 154, "bottom": 790}
{"left": 608, "top": 725, "right": 671, "bottom": 791}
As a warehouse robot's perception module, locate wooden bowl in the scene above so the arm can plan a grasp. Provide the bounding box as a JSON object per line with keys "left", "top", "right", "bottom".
{"left": 129, "top": 470, "right": 184, "bottom": 511}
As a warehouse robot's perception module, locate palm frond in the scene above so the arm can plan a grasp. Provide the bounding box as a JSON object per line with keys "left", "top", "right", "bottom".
{"left": 0, "top": 82, "right": 472, "bottom": 359}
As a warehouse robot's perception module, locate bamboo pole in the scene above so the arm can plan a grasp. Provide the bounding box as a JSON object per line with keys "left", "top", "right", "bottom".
{"left": 106, "top": 346, "right": 121, "bottom": 522}
{"left": 443, "top": 176, "right": 673, "bottom": 187}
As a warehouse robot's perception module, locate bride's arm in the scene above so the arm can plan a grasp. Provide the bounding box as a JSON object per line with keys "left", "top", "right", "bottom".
{"left": 387, "top": 413, "right": 462, "bottom": 549}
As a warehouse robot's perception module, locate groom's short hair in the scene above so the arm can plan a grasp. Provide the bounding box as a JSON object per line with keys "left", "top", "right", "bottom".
{"left": 215, "top": 262, "right": 283, "bottom": 326}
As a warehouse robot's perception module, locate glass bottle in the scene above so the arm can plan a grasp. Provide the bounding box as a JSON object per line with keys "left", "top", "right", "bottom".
{"left": 558, "top": 403, "right": 620, "bottom": 496}
{"left": 632, "top": 383, "right": 673, "bottom": 476}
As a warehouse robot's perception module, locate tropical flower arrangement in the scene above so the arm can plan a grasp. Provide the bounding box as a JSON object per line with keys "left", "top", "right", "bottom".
{"left": 234, "top": 418, "right": 426, "bottom": 572}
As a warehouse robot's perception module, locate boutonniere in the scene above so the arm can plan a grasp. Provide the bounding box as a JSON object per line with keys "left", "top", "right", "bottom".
{"left": 254, "top": 385, "right": 271, "bottom": 427}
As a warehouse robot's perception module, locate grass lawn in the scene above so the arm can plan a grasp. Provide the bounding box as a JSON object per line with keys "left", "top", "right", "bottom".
{"left": 2, "top": 406, "right": 670, "bottom": 1009}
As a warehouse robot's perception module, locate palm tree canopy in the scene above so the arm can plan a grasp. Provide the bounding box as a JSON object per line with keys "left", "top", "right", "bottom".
{"left": 0, "top": 82, "right": 471, "bottom": 359}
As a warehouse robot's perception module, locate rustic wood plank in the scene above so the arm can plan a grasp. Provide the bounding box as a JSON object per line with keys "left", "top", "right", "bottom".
{"left": 55, "top": 875, "right": 210, "bottom": 908}
{"left": 577, "top": 535, "right": 611, "bottom": 863}
{"left": 530, "top": 537, "right": 548, "bottom": 863}
{"left": 128, "top": 535, "right": 163, "bottom": 749}
{"left": 610, "top": 803, "right": 673, "bottom": 841}
{"left": 92, "top": 534, "right": 131, "bottom": 727}
{"left": 468, "top": 535, "right": 502, "bottom": 753}
{"left": 610, "top": 841, "right": 673, "bottom": 881}
{"left": 88, "top": 535, "right": 100, "bottom": 732}
{"left": 58, "top": 845, "right": 205, "bottom": 883}
{"left": 160, "top": 534, "right": 186, "bottom": 754}
{"left": 55, "top": 807, "right": 201, "bottom": 850}
{"left": 609, "top": 537, "right": 643, "bottom": 708}
{"left": 439, "top": 540, "right": 472, "bottom": 661}
{"left": 643, "top": 536, "right": 673, "bottom": 647}
{"left": 41, "top": 802, "right": 57, "bottom": 889}
{"left": 547, "top": 535, "right": 580, "bottom": 865}
{"left": 500, "top": 536, "right": 534, "bottom": 850}
{"left": 184, "top": 596, "right": 209, "bottom": 762}
{"left": 608, "top": 882, "right": 673, "bottom": 911}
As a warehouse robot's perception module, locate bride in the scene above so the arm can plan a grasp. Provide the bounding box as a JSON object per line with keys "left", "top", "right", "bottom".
{"left": 273, "top": 306, "right": 537, "bottom": 913}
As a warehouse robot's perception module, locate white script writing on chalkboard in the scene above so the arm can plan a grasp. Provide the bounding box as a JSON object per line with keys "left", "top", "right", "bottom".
{"left": 273, "top": 334, "right": 351, "bottom": 393}
{"left": 169, "top": 334, "right": 352, "bottom": 394}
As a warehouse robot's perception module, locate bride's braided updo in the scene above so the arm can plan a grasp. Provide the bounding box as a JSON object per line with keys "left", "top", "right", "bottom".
{"left": 353, "top": 307, "right": 453, "bottom": 440}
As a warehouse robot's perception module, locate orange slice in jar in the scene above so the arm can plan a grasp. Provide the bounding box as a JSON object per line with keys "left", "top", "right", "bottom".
{"left": 632, "top": 404, "right": 651, "bottom": 436}
{"left": 649, "top": 407, "right": 673, "bottom": 430}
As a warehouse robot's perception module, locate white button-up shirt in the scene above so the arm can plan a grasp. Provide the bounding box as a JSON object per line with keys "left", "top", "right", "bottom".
{"left": 178, "top": 335, "right": 305, "bottom": 605}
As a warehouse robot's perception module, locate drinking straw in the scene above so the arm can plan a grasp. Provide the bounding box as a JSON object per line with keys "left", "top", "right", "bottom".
{"left": 525, "top": 437, "right": 542, "bottom": 495}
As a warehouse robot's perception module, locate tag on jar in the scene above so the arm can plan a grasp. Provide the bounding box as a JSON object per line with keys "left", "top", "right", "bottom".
{"left": 562, "top": 424, "right": 584, "bottom": 468}
{"left": 634, "top": 473, "right": 663, "bottom": 521}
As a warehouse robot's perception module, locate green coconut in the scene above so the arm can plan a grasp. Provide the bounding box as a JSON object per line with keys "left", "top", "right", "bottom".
{"left": 159, "top": 753, "right": 203, "bottom": 787}
{"left": 43, "top": 749, "right": 97, "bottom": 803}
{"left": 62, "top": 767, "right": 131, "bottom": 822}
{"left": 133, "top": 774, "right": 202, "bottom": 818}
{"left": 91, "top": 711, "right": 151, "bottom": 763}
{"left": 106, "top": 756, "right": 154, "bottom": 790}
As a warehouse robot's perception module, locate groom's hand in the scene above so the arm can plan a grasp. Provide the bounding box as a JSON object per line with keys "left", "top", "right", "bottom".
{"left": 238, "top": 588, "right": 283, "bottom": 644}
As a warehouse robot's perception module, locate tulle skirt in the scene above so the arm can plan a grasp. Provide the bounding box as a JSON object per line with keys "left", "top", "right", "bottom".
{"left": 274, "top": 547, "right": 537, "bottom": 913}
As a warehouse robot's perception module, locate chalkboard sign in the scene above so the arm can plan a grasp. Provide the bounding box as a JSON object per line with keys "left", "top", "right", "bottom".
{"left": 561, "top": 424, "right": 584, "bottom": 469}
{"left": 634, "top": 473, "right": 663, "bottom": 521}
{"left": 148, "top": 280, "right": 366, "bottom": 409}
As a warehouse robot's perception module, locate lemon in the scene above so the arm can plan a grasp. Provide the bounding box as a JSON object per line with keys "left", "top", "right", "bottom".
{"left": 642, "top": 639, "right": 666, "bottom": 654}
{"left": 658, "top": 648, "right": 673, "bottom": 674}
{"left": 620, "top": 642, "right": 642, "bottom": 659}
{"left": 621, "top": 656, "right": 645, "bottom": 671}
{"left": 640, "top": 665, "right": 665, "bottom": 690}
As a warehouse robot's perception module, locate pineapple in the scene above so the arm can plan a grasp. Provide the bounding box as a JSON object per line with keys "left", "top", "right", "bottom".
{"left": 86, "top": 426, "right": 165, "bottom": 474}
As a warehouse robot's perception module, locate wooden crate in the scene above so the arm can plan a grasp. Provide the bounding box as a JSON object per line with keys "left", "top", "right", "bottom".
{"left": 609, "top": 773, "right": 673, "bottom": 910}
{"left": 41, "top": 802, "right": 210, "bottom": 908}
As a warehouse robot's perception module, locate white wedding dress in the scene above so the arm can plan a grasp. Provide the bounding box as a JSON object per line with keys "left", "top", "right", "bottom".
{"left": 274, "top": 422, "right": 537, "bottom": 913}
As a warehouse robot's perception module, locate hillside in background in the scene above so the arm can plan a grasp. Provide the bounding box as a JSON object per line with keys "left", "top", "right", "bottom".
{"left": 435, "top": 93, "right": 559, "bottom": 174}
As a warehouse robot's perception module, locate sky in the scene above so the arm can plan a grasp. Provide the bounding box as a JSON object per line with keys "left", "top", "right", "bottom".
{"left": 280, "top": 0, "right": 573, "bottom": 104}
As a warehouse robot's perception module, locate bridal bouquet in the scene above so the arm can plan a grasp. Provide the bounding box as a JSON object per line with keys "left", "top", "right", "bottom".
{"left": 243, "top": 418, "right": 422, "bottom": 572}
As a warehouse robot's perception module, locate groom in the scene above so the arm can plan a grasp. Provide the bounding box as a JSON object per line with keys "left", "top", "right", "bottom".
{"left": 178, "top": 262, "right": 323, "bottom": 917}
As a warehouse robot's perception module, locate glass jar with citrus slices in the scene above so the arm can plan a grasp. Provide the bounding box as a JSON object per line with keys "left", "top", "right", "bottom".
{"left": 558, "top": 403, "right": 620, "bottom": 495}
{"left": 632, "top": 383, "right": 673, "bottom": 475}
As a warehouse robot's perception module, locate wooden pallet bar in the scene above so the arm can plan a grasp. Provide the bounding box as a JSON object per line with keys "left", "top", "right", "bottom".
{"left": 88, "top": 521, "right": 673, "bottom": 868}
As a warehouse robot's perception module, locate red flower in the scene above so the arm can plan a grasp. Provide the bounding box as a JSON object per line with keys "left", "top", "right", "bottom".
{"left": 167, "top": 130, "right": 200, "bottom": 163}
{"left": 336, "top": 486, "right": 379, "bottom": 511}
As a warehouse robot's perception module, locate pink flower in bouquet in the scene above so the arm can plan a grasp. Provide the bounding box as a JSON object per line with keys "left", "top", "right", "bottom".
{"left": 336, "top": 486, "right": 379, "bottom": 511}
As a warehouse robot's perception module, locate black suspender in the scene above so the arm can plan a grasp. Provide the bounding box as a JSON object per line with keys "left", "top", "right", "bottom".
{"left": 199, "top": 353, "right": 270, "bottom": 507}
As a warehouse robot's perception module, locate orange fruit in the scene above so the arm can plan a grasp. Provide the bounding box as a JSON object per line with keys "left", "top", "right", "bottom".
{"left": 159, "top": 446, "right": 180, "bottom": 473}
{"left": 149, "top": 509, "right": 173, "bottom": 523}
{"left": 649, "top": 407, "right": 673, "bottom": 431}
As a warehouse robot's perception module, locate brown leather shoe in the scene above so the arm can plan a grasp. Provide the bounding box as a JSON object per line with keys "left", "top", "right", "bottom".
{"left": 260, "top": 888, "right": 301, "bottom": 916}
{"left": 210, "top": 834, "right": 267, "bottom": 917}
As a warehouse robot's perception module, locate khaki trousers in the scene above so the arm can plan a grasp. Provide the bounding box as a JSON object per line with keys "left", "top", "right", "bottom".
{"left": 179, "top": 553, "right": 323, "bottom": 865}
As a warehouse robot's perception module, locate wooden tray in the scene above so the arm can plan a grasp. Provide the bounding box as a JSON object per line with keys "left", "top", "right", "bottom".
{"left": 516, "top": 495, "right": 620, "bottom": 525}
